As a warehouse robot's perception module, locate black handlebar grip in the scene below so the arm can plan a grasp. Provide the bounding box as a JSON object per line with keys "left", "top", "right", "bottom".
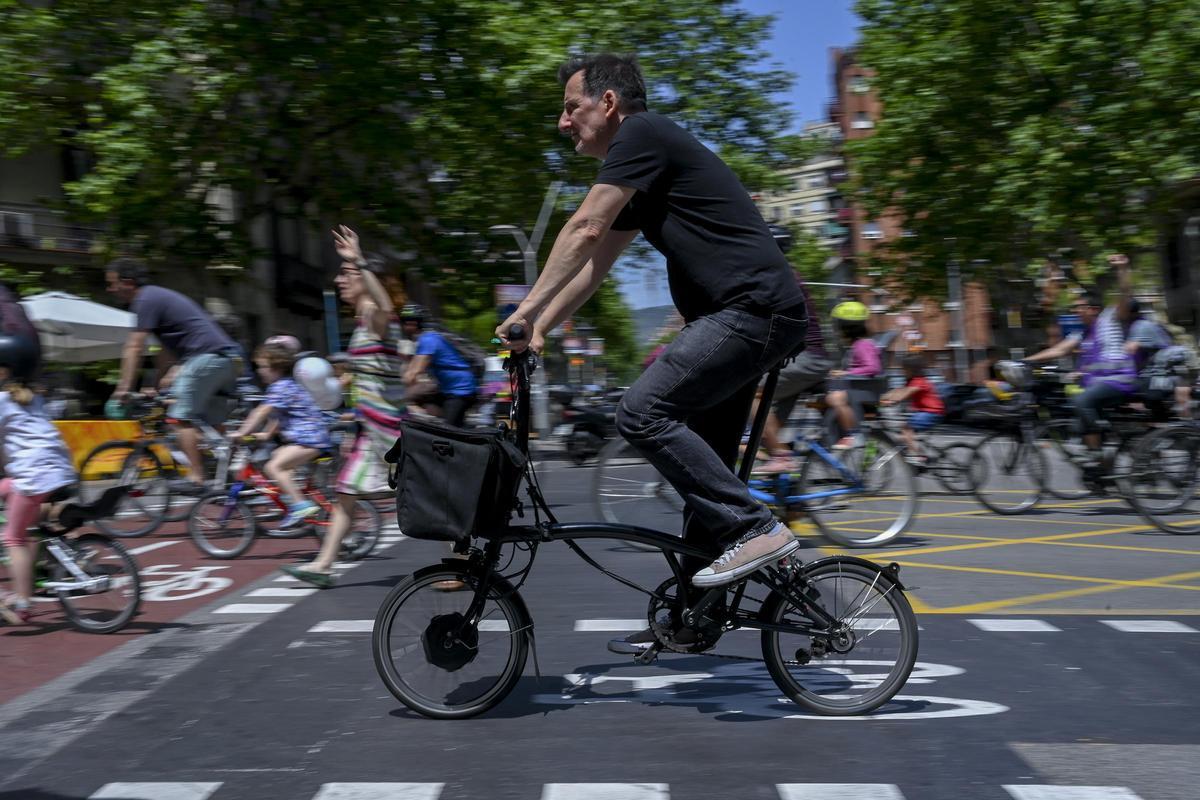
{"left": 508, "top": 323, "right": 526, "bottom": 341}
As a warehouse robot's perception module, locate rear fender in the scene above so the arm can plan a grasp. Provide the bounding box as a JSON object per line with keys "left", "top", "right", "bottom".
{"left": 802, "top": 555, "right": 908, "bottom": 591}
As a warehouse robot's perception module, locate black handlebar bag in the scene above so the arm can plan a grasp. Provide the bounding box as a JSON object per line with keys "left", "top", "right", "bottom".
{"left": 384, "top": 418, "right": 527, "bottom": 543}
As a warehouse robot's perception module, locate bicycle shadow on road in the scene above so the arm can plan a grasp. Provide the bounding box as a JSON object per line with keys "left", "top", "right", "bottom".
{"left": 0, "top": 789, "right": 89, "bottom": 799}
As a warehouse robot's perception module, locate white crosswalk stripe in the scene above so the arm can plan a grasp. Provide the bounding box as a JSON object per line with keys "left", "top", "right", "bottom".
{"left": 309, "top": 620, "right": 374, "bottom": 633}
{"left": 778, "top": 784, "right": 905, "bottom": 800}
{"left": 91, "top": 783, "right": 222, "bottom": 800}
{"left": 541, "top": 784, "right": 669, "bottom": 800}
{"left": 1100, "top": 620, "right": 1197, "bottom": 634}
{"left": 1003, "top": 786, "right": 1144, "bottom": 799}
{"left": 573, "top": 619, "right": 651, "bottom": 631}
{"left": 212, "top": 603, "right": 292, "bottom": 614}
{"left": 969, "top": 619, "right": 1063, "bottom": 632}
{"left": 245, "top": 587, "right": 319, "bottom": 598}
{"left": 312, "top": 783, "right": 444, "bottom": 800}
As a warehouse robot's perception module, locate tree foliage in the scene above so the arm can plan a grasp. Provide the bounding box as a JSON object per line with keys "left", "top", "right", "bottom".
{"left": 850, "top": 0, "right": 1200, "bottom": 296}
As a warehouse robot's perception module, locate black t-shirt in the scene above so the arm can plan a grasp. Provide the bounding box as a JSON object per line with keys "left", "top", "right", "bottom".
{"left": 132, "top": 285, "right": 237, "bottom": 360}
{"left": 596, "top": 112, "right": 804, "bottom": 321}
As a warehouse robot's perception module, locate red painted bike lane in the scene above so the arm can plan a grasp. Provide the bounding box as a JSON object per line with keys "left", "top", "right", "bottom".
{"left": 0, "top": 517, "right": 331, "bottom": 705}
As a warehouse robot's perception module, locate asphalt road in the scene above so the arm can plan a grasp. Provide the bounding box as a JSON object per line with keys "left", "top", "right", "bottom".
{"left": 2, "top": 460, "right": 1198, "bottom": 800}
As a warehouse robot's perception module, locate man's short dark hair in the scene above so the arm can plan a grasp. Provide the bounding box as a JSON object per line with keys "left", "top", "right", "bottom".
{"left": 1079, "top": 289, "right": 1103, "bottom": 308}
{"left": 109, "top": 257, "right": 150, "bottom": 287}
{"left": 558, "top": 53, "right": 648, "bottom": 113}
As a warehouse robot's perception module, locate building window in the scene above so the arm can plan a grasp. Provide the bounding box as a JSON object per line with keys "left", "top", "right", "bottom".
{"left": 806, "top": 173, "right": 827, "bottom": 189}
{"left": 848, "top": 75, "right": 870, "bottom": 94}
{"left": 861, "top": 221, "right": 884, "bottom": 240}
{"left": 789, "top": 204, "right": 805, "bottom": 218}
{"left": 852, "top": 111, "right": 874, "bottom": 130}
{"left": 808, "top": 199, "right": 828, "bottom": 215}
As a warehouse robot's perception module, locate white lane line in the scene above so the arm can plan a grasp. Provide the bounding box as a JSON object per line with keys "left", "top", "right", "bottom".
{"left": 479, "top": 620, "right": 510, "bottom": 632}
{"left": 212, "top": 603, "right": 292, "bottom": 615}
{"left": 91, "top": 783, "right": 222, "bottom": 800}
{"left": 969, "top": 619, "right": 1062, "bottom": 633}
{"left": 1003, "top": 787, "right": 1143, "bottom": 800}
{"left": 541, "top": 784, "right": 669, "bottom": 800}
{"left": 778, "top": 785, "right": 905, "bottom": 800}
{"left": 1100, "top": 620, "right": 1198, "bottom": 634}
{"left": 126, "top": 541, "right": 182, "bottom": 556}
{"left": 313, "top": 784, "right": 444, "bottom": 800}
{"left": 309, "top": 620, "right": 373, "bottom": 633}
{"left": 574, "top": 619, "right": 645, "bottom": 632}
{"left": 245, "top": 587, "right": 318, "bottom": 598}
{"left": 274, "top": 575, "right": 301, "bottom": 583}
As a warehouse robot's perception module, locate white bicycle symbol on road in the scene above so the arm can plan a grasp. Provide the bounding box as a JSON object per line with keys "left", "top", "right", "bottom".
{"left": 139, "top": 564, "right": 233, "bottom": 602}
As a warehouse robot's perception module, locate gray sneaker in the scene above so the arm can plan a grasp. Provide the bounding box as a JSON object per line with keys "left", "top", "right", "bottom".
{"left": 692, "top": 524, "right": 800, "bottom": 588}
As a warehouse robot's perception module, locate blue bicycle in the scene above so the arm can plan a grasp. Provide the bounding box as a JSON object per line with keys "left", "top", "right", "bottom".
{"left": 746, "top": 379, "right": 918, "bottom": 548}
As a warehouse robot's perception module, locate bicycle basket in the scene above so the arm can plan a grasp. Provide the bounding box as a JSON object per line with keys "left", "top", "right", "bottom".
{"left": 384, "top": 418, "right": 527, "bottom": 543}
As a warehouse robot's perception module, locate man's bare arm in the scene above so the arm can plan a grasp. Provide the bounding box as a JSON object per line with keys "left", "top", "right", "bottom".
{"left": 116, "top": 331, "right": 150, "bottom": 395}
{"left": 534, "top": 227, "right": 639, "bottom": 340}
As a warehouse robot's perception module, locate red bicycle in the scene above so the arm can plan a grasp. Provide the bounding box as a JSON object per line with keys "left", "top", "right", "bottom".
{"left": 186, "top": 441, "right": 382, "bottom": 560}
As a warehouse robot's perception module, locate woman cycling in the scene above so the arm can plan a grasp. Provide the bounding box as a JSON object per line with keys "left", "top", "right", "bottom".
{"left": 0, "top": 334, "right": 77, "bottom": 625}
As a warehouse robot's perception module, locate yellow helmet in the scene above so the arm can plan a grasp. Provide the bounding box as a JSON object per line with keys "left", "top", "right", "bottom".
{"left": 831, "top": 300, "right": 870, "bottom": 322}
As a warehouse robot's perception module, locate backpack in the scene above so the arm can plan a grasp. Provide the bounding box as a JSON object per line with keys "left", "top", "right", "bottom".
{"left": 438, "top": 329, "right": 487, "bottom": 386}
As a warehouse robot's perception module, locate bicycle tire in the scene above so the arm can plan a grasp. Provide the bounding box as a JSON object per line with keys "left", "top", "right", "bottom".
{"left": 187, "top": 493, "right": 257, "bottom": 559}
{"left": 797, "top": 430, "right": 917, "bottom": 548}
{"left": 54, "top": 534, "right": 142, "bottom": 634}
{"left": 1033, "top": 420, "right": 1091, "bottom": 500}
{"left": 373, "top": 562, "right": 530, "bottom": 719}
{"left": 77, "top": 441, "right": 169, "bottom": 537}
{"left": 970, "top": 430, "right": 1045, "bottom": 514}
{"left": 339, "top": 499, "right": 383, "bottom": 560}
{"left": 1125, "top": 425, "right": 1200, "bottom": 534}
{"left": 760, "top": 558, "right": 918, "bottom": 715}
{"left": 933, "top": 442, "right": 977, "bottom": 495}
{"left": 593, "top": 438, "right": 683, "bottom": 550}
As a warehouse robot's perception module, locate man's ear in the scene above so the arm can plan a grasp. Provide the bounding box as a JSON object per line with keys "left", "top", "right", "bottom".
{"left": 603, "top": 89, "right": 620, "bottom": 118}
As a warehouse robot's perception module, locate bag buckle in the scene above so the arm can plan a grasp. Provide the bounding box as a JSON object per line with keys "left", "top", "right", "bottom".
{"left": 433, "top": 440, "right": 453, "bottom": 457}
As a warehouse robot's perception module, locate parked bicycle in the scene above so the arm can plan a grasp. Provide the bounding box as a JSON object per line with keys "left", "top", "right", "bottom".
{"left": 1, "top": 484, "right": 142, "bottom": 633}
{"left": 372, "top": 327, "right": 918, "bottom": 719}
{"left": 188, "top": 438, "right": 380, "bottom": 560}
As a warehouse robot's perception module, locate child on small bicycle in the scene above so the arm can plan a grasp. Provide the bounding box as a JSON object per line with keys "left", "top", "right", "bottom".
{"left": 0, "top": 336, "right": 78, "bottom": 625}
{"left": 232, "top": 343, "right": 332, "bottom": 530}
{"left": 881, "top": 353, "right": 946, "bottom": 464}
{"left": 825, "top": 300, "right": 884, "bottom": 449}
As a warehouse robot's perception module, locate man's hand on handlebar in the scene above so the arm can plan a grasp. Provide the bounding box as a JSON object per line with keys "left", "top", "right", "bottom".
{"left": 495, "top": 312, "right": 541, "bottom": 354}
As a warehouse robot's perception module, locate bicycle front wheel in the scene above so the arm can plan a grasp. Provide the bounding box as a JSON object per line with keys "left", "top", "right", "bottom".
{"left": 1034, "top": 420, "right": 1090, "bottom": 500}
{"left": 760, "top": 558, "right": 918, "bottom": 715}
{"left": 593, "top": 438, "right": 684, "bottom": 544}
{"left": 971, "top": 430, "right": 1045, "bottom": 514}
{"left": 78, "top": 442, "right": 169, "bottom": 537}
{"left": 933, "top": 442, "right": 977, "bottom": 495}
{"left": 339, "top": 499, "right": 383, "bottom": 560}
{"left": 54, "top": 534, "right": 142, "bottom": 633}
{"left": 373, "top": 563, "right": 530, "bottom": 719}
{"left": 797, "top": 431, "right": 917, "bottom": 548}
{"left": 1126, "top": 425, "right": 1200, "bottom": 534}
{"left": 188, "top": 493, "right": 257, "bottom": 558}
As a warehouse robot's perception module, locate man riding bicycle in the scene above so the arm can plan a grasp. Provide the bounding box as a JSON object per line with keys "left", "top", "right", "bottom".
{"left": 1025, "top": 254, "right": 1138, "bottom": 473}
{"left": 495, "top": 53, "right": 809, "bottom": 652}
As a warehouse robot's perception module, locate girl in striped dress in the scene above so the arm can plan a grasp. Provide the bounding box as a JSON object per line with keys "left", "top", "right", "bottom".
{"left": 281, "top": 226, "right": 404, "bottom": 588}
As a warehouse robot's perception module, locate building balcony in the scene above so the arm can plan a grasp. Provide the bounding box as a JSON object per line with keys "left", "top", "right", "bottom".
{"left": 829, "top": 170, "right": 849, "bottom": 185}
{"left": 836, "top": 206, "right": 854, "bottom": 222}
{"left": 0, "top": 204, "right": 101, "bottom": 255}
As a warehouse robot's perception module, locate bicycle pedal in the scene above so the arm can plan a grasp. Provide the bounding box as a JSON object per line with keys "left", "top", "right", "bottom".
{"left": 634, "top": 642, "right": 663, "bottom": 665}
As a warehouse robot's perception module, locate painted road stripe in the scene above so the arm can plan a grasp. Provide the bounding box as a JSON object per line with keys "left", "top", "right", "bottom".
{"left": 309, "top": 620, "right": 373, "bottom": 633}
{"left": 126, "top": 541, "right": 182, "bottom": 556}
{"left": 313, "top": 784, "right": 443, "bottom": 800}
{"left": 574, "top": 619, "right": 646, "bottom": 632}
{"left": 274, "top": 575, "right": 301, "bottom": 582}
{"left": 969, "top": 619, "right": 1062, "bottom": 633}
{"left": 245, "top": 587, "right": 319, "bottom": 598}
{"left": 778, "top": 785, "right": 905, "bottom": 800}
{"left": 1100, "top": 620, "right": 1198, "bottom": 633}
{"left": 212, "top": 603, "right": 292, "bottom": 615}
{"left": 541, "top": 784, "right": 669, "bottom": 800}
{"left": 91, "top": 783, "right": 222, "bottom": 800}
{"left": 1003, "top": 787, "right": 1143, "bottom": 800}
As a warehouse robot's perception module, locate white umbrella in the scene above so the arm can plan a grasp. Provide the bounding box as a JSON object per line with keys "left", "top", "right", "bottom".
{"left": 20, "top": 291, "right": 140, "bottom": 363}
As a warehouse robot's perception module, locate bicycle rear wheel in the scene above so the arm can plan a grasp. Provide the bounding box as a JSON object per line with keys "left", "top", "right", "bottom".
{"left": 796, "top": 431, "right": 917, "bottom": 548}
{"left": 593, "top": 438, "right": 684, "bottom": 543}
{"left": 188, "top": 493, "right": 257, "bottom": 558}
{"left": 373, "top": 563, "right": 530, "bottom": 719}
{"left": 1034, "top": 420, "right": 1090, "bottom": 500}
{"left": 53, "top": 534, "right": 142, "bottom": 633}
{"left": 1126, "top": 425, "right": 1200, "bottom": 534}
{"left": 78, "top": 442, "right": 169, "bottom": 537}
{"left": 932, "top": 442, "right": 976, "bottom": 495}
{"left": 971, "top": 430, "right": 1045, "bottom": 514}
{"left": 760, "top": 558, "right": 918, "bottom": 715}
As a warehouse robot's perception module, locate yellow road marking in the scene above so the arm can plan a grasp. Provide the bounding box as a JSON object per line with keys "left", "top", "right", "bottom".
{"left": 884, "top": 561, "right": 1200, "bottom": 591}
{"left": 825, "top": 522, "right": 1171, "bottom": 560}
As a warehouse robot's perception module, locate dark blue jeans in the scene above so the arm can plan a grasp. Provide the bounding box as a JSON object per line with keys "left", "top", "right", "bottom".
{"left": 616, "top": 306, "right": 808, "bottom": 573}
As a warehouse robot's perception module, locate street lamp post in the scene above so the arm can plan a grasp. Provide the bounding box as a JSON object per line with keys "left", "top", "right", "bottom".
{"left": 490, "top": 180, "right": 564, "bottom": 435}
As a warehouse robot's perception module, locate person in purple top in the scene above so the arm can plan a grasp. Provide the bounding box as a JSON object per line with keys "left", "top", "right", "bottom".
{"left": 823, "top": 300, "right": 884, "bottom": 450}
{"left": 1026, "top": 254, "right": 1136, "bottom": 469}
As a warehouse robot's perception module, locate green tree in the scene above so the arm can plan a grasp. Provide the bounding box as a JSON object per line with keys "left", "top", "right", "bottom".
{"left": 850, "top": 0, "right": 1200, "bottom": 297}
